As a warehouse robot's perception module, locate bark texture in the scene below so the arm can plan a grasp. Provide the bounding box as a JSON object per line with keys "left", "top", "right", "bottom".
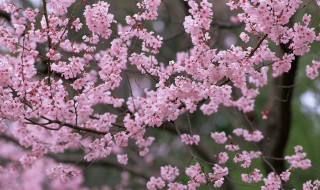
{"left": 262, "top": 43, "right": 299, "bottom": 175}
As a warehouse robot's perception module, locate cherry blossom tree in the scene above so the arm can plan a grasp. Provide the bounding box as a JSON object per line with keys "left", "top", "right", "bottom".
{"left": 0, "top": 0, "right": 319, "bottom": 189}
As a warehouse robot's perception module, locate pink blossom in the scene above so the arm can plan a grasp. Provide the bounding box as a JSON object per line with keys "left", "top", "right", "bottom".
{"left": 0, "top": 59, "right": 13, "bottom": 87}
{"left": 261, "top": 173, "right": 281, "bottom": 190}
{"left": 84, "top": 134, "right": 114, "bottom": 161}
{"left": 71, "top": 18, "right": 83, "bottom": 32}
{"left": 302, "top": 14, "right": 311, "bottom": 25}
{"left": 280, "top": 170, "right": 291, "bottom": 182}
{"left": 84, "top": 2, "right": 115, "bottom": 39}
{"left": 233, "top": 151, "right": 262, "bottom": 168}
{"left": 240, "top": 32, "right": 250, "bottom": 43}
{"left": 208, "top": 164, "right": 229, "bottom": 182}
{"left": 160, "top": 165, "right": 179, "bottom": 182}
{"left": 114, "top": 132, "right": 129, "bottom": 147}
{"left": 146, "top": 177, "right": 165, "bottom": 190}
{"left": 285, "top": 145, "right": 311, "bottom": 169}
{"left": 167, "top": 182, "right": 187, "bottom": 190}
{"left": 46, "top": 49, "right": 61, "bottom": 61}
{"left": 272, "top": 53, "right": 295, "bottom": 77}
{"left": 185, "top": 163, "right": 206, "bottom": 185}
{"left": 180, "top": 134, "right": 200, "bottom": 145}
{"left": 51, "top": 56, "right": 85, "bottom": 79}
{"left": 211, "top": 131, "right": 228, "bottom": 144}
{"left": 306, "top": 60, "right": 320, "bottom": 79}
{"left": 233, "top": 128, "right": 244, "bottom": 136}
{"left": 225, "top": 144, "right": 240, "bottom": 151}
{"left": 117, "top": 154, "right": 128, "bottom": 165}
{"left": 214, "top": 178, "right": 224, "bottom": 188}
{"left": 217, "top": 152, "right": 229, "bottom": 164}
{"left": 46, "top": 164, "right": 80, "bottom": 183}
{"left": 241, "top": 168, "right": 263, "bottom": 183}
{"left": 23, "top": 8, "right": 39, "bottom": 22}
{"left": 303, "top": 180, "right": 320, "bottom": 190}
{"left": 48, "top": 0, "right": 76, "bottom": 15}
{"left": 0, "top": 0, "right": 319, "bottom": 189}
{"left": 134, "top": 0, "right": 161, "bottom": 21}
{"left": 233, "top": 128, "right": 263, "bottom": 142}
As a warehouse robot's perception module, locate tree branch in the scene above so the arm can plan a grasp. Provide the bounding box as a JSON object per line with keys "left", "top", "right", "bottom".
{"left": 49, "top": 153, "right": 153, "bottom": 180}
{"left": 0, "top": 10, "right": 10, "bottom": 22}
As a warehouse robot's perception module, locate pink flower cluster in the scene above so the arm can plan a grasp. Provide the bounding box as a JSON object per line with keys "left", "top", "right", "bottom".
{"left": 185, "top": 163, "right": 207, "bottom": 189}
{"left": 233, "top": 151, "right": 262, "bottom": 168}
{"left": 0, "top": 0, "right": 319, "bottom": 189}
{"left": 84, "top": 2, "right": 115, "bottom": 39}
{"left": 48, "top": 0, "right": 76, "bottom": 15}
{"left": 210, "top": 131, "right": 228, "bottom": 144}
{"left": 180, "top": 133, "right": 200, "bottom": 145}
{"left": 146, "top": 177, "right": 166, "bottom": 190}
{"left": 306, "top": 60, "right": 320, "bottom": 79}
{"left": 241, "top": 168, "right": 263, "bottom": 183}
{"left": 47, "top": 164, "right": 80, "bottom": 183}
{"left": 285, "top": 145, "right": 312, "bottom": 169}
{"left": 289, "top": 15, "right": 316, "bottom": 56}
{"left": 51, "top": 56, "right": 86, "bottom": 79}
{"left": 233, "top": 128, "right": 264, "bottom": 142}
{"left": 183, "top": 0, "right": 213, "bottom": 45}
{"left": 303, "top": 180, "right": 320, "bottom": 190}
{"left": 135, "top": 0, "right": 161, "bottom": 20}
{"left": 160, "top": 165, "right": 179, "bottom": 182}
{"left": 261, "top": 172, "right": 282, "bottom": 190}
{"left": 84, "top": 134, "right": 114, "bottom": 162}
{"left": 208, "top": 164, "right": 229, "bottom": 188}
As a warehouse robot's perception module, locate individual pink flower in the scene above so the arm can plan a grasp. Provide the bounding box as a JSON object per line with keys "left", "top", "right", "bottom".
{"left": 211, "top": 131, "right": 228, "bottom": 144}
{"left": 46, "top": 49, "right": 61, "bottom": 61}
{"left": 280, "top": 170, "right": 291, "bottom": 182}
{"left": 217, "top": 152, "right": 229, "bottom": 164}
{"left": 240, "top": 32, "right": 250, "bottom": 43}
{"left": 71, "top": 18, "right": 83, "bottom": 32}
{"left": 302, "top": 14, "right": 311, "bottom": 25}
{"left": 214, "top": 178, "right": 224, "bottom": 188}
{"left": 117, "top": 154, "right": 128, "bottom": 165}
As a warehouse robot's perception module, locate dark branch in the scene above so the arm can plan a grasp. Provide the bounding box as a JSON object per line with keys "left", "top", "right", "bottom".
{"left": 0, "top": 10, "right": 10, "bottom": 22}
{"left": 49, "top": 154, "right": 153, "bottom": 179}
{"left": 261, "top": 40, "right": 299, "bottom": 176}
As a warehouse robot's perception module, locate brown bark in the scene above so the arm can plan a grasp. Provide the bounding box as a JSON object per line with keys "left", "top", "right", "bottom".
{"left": 261, "top": 44, "right": 299, "bottom": 175}
{"left": 0, "top": 10, "right": 10, "bottom": 22}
